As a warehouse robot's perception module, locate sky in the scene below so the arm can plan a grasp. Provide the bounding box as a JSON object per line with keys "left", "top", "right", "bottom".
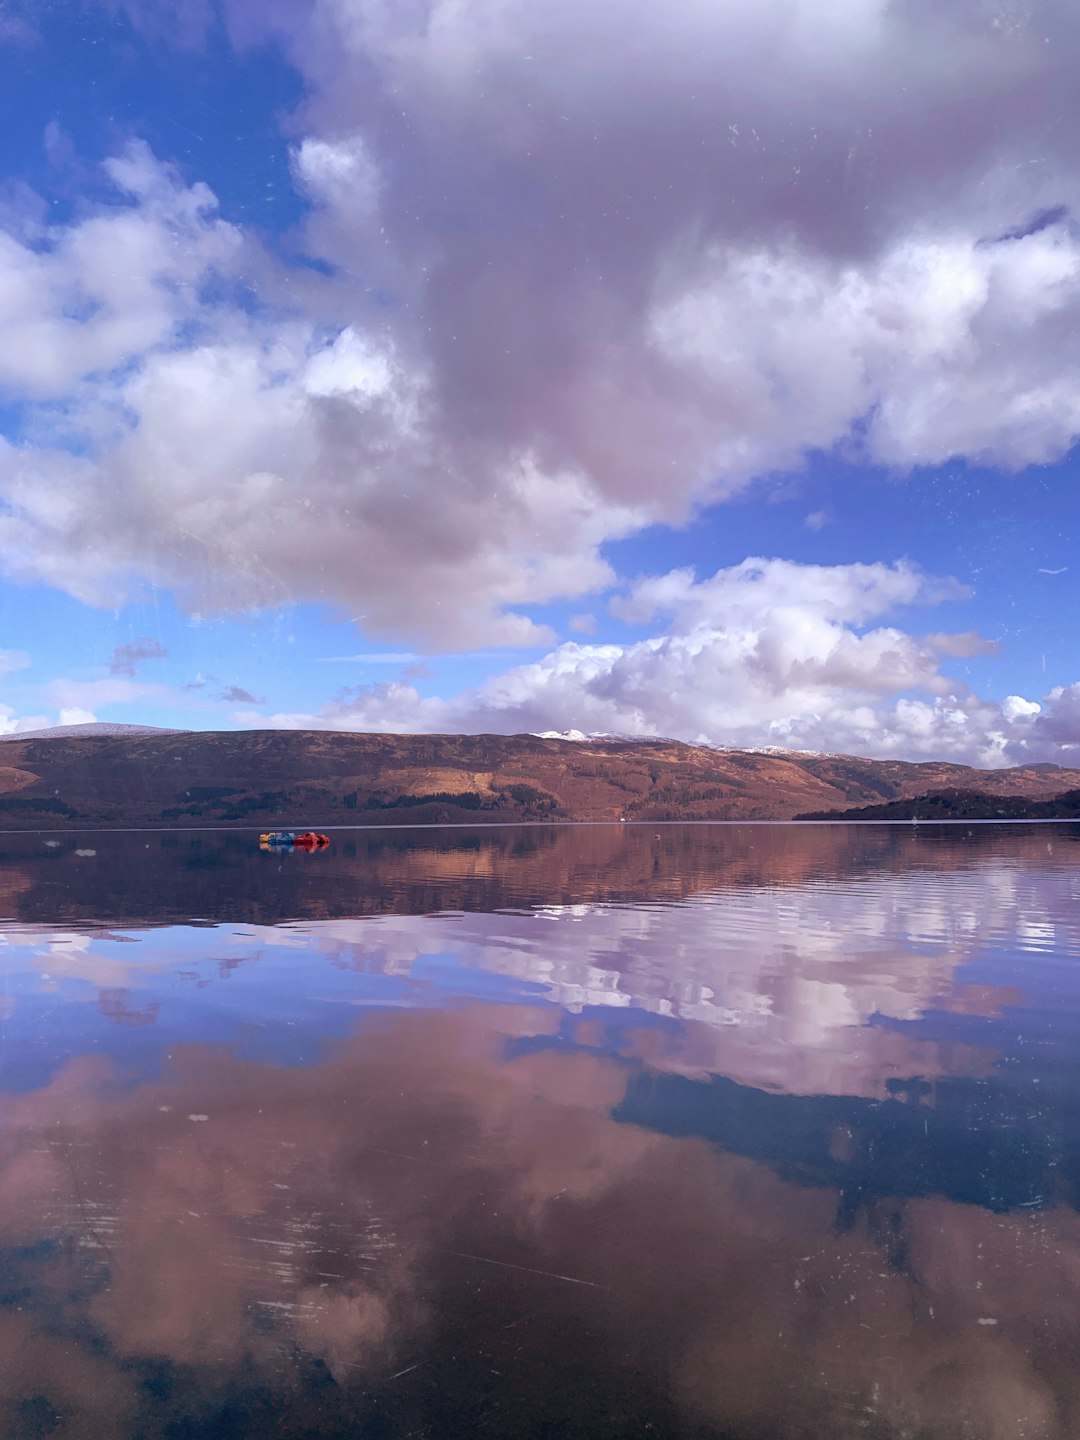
{"left": 1, "top": 0, "right": 1080, "bottom": 765}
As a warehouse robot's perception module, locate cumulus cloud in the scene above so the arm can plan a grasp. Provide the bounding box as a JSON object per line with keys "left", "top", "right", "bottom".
{"left": 1018, "top": 683, "right": 1080, "bottom": 756}
{"left": 109, "top": 636, "right": 168, "bottom": 676}
{"left": 0, "top": 706, "right": 50, "bottom": 736}
{"left": 236, "top": 556, "right": 1054, "bottom": 764}
{"left": 0, "top": 140, "right": 240, "bottom": 400}
{"left": 245, "top": 0, "right": 1080, "bottom": 480}
{"left": 2, "top": 1, "right": 1080, "bottom": 656}
{"left": 58, "top": 706, "right": 98, "bottom": 727}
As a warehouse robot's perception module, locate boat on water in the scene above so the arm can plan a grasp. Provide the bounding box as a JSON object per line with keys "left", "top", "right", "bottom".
{"left": 259, "top": 831, "right": 331, "bottom": 851}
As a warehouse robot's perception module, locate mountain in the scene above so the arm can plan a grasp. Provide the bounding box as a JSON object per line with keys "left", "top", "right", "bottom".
{"left": 0, "top": 729, "right": 1079, "bottom": 829}
{"left": 0, "top": 722, "right": 185, "bottom": 741}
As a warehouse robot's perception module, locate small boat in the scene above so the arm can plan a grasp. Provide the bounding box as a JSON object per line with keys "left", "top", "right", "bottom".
{"left": 259, "top": 831, "right": 330, "bottom": 851}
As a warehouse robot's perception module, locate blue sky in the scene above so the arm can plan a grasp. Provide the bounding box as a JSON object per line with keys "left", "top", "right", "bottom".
{"left": 2, "top": 0, "right": 1080, "bottom": 764}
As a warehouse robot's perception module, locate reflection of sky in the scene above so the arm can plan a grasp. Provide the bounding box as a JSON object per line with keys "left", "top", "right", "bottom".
{"left": 3, "top": 831, "right": 1080, "bottom": 1437}
{"left": 4, "top": 1001, "right": 1080, "bottom": 1439}
{"left": 0, "top": 921, "right": 550, "bottom": 1091}
{"left": 2, "top": 844, "right": 1079, "bottom": 1103}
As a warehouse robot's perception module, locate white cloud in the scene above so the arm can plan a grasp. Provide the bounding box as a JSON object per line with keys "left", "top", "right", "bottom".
{"left": 0, "top": 140, "right": 240, "bottom": 399}
{"left": 0, "top": 706, "right": 50, "bottom": 736}
{"left": 234, "top": 555, "right": 1072, "bottom": 765}
{"left": 58, "top": 707, "right": 97, "bottom": 727}
{"left": 1002, "top": 694, "right": 1042, "bottom": 722}
{"left": 1, "top": 2, "right": 1080, "bottom": 655}
{"left": 610, "top": 558, "right": 963, "bottom": 629}
{"left": 0, "top": 268, "right": 634, "bottom": 644}
{"left": 249, "top": 0, "right": 1080, "bottom": 494}
{"left": 291, "top": 135, "right": 382, "bottom": 236}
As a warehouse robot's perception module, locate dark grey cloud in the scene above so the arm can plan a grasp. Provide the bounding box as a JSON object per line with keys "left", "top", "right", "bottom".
{"left": 217, "top": 685, "right": 266, "bottom": 705}
{"left": 109, "top": 636, "right": 168, "bottom": 676}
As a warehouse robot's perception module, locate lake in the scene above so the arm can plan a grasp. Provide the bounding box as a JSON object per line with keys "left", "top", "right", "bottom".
{"left": 1, "top": 822, "right": 1079, "bottom": 1438}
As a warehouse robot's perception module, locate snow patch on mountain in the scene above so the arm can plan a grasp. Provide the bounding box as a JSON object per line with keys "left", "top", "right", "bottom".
{"left": 0, "top": 722, "right": 187, "bottom": 741}
{"left": 531, "top": 730, "right": 833, "bottom": 757}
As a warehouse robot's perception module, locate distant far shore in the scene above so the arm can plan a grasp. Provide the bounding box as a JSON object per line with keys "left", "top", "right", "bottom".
{"left": 1, "top": 728, "right": 1078, "bottom": 830}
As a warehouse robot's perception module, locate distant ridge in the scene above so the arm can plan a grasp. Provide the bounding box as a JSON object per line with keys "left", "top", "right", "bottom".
{"left": 799, "top": 786, "right": 1080, "bottom": 821}
{"left": 0, "top": 728, "right": 1079, "bottom": 828}
{"left": 0, "top": 722, "right": 187, "bottom": 742}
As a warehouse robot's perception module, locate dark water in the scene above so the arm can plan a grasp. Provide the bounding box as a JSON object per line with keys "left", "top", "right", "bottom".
{"left": 1, "top": 823, "right": 1080, "bottom": 1439}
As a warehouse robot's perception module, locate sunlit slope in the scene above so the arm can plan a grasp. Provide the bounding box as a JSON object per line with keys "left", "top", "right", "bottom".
{"left": 0, "top": 731, "right": 1078, "bottom": 828}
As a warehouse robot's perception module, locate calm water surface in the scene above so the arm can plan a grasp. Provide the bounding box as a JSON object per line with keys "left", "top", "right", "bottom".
{"left": 1, "top": 822, "right": 1079, "bottom": 1438}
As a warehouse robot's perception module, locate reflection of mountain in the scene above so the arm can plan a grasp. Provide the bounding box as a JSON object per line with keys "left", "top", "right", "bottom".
{"left": 97, "top": 988, "right": 160, "bottom": 1027}
{"left": 2, "top": 1006, "right": 1080, "bottom": 1439}
{"left": 2, "top": 819, "right": 1079, "bottom": 930}
{"left": 4, "top": 729, "right": 1080, "bottom": 826}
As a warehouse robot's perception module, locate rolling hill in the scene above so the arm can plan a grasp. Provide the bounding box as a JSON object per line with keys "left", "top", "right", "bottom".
{"left": 0, "top": 729, "right": 1078, "bottom": 828}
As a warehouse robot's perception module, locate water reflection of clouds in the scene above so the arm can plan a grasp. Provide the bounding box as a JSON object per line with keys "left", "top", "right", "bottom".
{"left": 258, "top": 864, "right": 1062, "bottom": 1096}
{"left": 0, "top": 831, "right": 1078, "bottom": 1434}
{"left": 4, "top": 856, "right": 1076, "bottom": 1097}
{"left": 0, "top": 1006, "right": 1078, "bottom": 1439}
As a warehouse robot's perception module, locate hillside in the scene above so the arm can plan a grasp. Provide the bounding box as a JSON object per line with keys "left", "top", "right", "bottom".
{"left": 0, "top": 729, "right": 1079, "bottom": 829}
{"left": 800, "top": 787, "right": 1080, "bottom": 822}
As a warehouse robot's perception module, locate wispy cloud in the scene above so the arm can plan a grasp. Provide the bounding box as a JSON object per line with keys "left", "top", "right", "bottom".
{"left": 316, "top": 653, "right": 421, "bottom": 665}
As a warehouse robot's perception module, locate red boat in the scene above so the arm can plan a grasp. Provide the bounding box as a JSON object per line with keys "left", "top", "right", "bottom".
{"left": 260, "top": 831, "right": 330, "bottom": 851}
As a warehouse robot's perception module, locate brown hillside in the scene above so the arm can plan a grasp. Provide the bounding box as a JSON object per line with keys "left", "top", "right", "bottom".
{"left": 0, "top": 730, "right": 1078, "bottom": 829}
